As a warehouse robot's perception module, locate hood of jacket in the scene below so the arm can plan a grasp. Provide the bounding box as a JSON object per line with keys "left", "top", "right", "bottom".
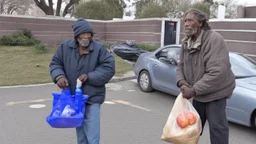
{"left": 72, "top": 18, "right": 94, "bottom": 38}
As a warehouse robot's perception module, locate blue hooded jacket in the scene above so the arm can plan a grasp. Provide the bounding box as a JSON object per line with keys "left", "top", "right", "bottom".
{"left": 73, "top": 18, "right": 94, "bottom": 38}
{"left": 49, "top": 18, "right": 115, "bottom": 104}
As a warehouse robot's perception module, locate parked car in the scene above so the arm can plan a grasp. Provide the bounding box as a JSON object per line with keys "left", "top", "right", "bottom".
{"left": 133, "top": 44, "right": 256, "bottom": 128}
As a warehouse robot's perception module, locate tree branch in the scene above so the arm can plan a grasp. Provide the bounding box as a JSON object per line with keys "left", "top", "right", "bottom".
{"left": 10, "top": 7, "right": 18, "bottom": 14}
{"left": 0, "top": 0, "right": 5, "bottom": 14}
{"left": 33, "top": 0, "right": 53, "bottom": 15}
{"left": 7, "top": 3, "right": 16, "bottom": 14}
{"left": 62, "top": 0, "right": 78, "bottom": 17}
{"left": 48, "top": 0, "right": 54, "bottom": 15}
{"left": 56, "top": 0, "right": 62, "bottom": 16}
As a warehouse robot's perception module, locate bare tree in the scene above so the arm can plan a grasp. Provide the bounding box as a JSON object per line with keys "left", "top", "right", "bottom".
{"left": 125, "top": 10, "right": 132, "bottom": 16}
{"left": 74, "top": 0, "right": 124, "bottom": 20}
{"left": 210, "top": 0, "right": 238, "bottom": 18}
{"left": 33, "top": 0, "right": 80, "bottom": 17}
{"left": 136, "top": 0, "right": 194, "bottom": 18}
{"left": 165, "top": 0, "right": 193, "bottom": 18}
{"left": 0, "top": 0, "right": 33, "bottom": 15}
{"left": 220, "top": 0, "right": 238, "bottom": 18}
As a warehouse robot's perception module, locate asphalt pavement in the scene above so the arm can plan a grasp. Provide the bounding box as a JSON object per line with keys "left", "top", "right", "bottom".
{"left": 0, "top": 80, "right": 256, "bottom": 144}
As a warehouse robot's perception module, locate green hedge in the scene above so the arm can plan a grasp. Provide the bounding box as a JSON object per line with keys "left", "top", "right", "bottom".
{"left": 0, "top": 29, "right": 41, "bottom": 46}
{"left": 0, "top": 29, "right": 49, "bottom": 54}
{"left": 101, "top": 41, "right": 115, "bottom": 49}
{"left": 34, "top": 43, "right": 49, "bottom": 54}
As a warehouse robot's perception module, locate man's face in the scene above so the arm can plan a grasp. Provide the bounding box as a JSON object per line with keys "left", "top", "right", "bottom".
{"left": 77, "top": 32, "right": 92, "bottom": 47}
{"left": 78, "top": 32, "right": 92, "bottom": 40}
{"left": 184, "top": 13, "right": 202, "bottom": 37}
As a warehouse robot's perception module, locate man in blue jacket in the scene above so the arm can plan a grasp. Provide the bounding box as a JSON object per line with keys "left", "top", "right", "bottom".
{"left": 49, "top": 18, "right": 115, "bottom": 144}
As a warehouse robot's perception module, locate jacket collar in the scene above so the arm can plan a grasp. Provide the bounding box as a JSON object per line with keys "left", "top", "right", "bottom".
{"left": 182, "top": 30, "right": 211, "bottom": 54}
{"left": 68, "top": 38, "right": 94, "bottom": 52}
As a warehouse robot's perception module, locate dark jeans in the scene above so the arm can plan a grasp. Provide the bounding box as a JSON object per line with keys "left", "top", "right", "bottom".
{"left": 193, "top": 98, "right": 229, "bottom": 144}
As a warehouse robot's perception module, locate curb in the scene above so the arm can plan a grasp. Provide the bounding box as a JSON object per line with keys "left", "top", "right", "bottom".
{"left": 109, "top": 76, "right": 136, "bottom": 83}
{"left": 0, "top": 76, "right": 136, "bottom": 89}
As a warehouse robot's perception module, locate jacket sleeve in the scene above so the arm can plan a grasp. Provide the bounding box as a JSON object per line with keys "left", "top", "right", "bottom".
{"left": 176, "top": 46, "right": 185, "bottom": 87}
{"left": 87, "top": 45, "right": 115, "bottom": 86}
{"left": 49, "top": 43, "right": 65, "bottom": 83}
{"left": 193, "top": 34, "right": 231, "bottom": 96}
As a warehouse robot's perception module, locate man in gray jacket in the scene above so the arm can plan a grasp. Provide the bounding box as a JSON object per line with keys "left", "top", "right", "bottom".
{"left": 176, "top": 9, "right": 235, "bottom": 144}
{"left": 49, "top": 18, "right": 115, "bottom": 144}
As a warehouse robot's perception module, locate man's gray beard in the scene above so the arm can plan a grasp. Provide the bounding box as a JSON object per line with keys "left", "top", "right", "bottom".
{"left": 78, "top": 39, "right": 90, "bottom": 47}
{"left": 184, "top": 33, "right": 193, "bottom": 37}
{"left": 184, "top": 28, "right": 198, "bottom": 37}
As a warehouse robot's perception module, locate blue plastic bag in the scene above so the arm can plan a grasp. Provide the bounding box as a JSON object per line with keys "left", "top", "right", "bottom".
{"left": 46, "top": 89, "right": 89, "bottom": 128}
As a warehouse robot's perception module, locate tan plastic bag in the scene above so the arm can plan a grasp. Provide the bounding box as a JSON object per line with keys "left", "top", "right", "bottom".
{"left": 161, "top": 93, "right": 202, "bottom": 144}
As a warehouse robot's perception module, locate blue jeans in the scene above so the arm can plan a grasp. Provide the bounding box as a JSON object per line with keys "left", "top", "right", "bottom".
{"left": 76, "top": 104, "right": 100, "bottom": 144}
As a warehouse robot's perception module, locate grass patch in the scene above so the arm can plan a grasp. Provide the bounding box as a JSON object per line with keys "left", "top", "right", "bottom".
{"left": 113, "top": 54, "right": 133, "bottom": 77}
{"left": 0, "top": 46, "right": 54, "bottom": 86}
{"left": 0, "top": 46, "right": 133, "bottom": 86}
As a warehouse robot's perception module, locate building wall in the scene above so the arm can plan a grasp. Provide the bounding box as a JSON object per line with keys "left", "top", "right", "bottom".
{"left": 237, "top": 6, "right": 256, "bottom": 18}
{"left": 0, "top": 15, "right": 255, "bottom": 58}
{"left": 0, "top": 15, "right": 162, "bottom": 46}
{"left": 105, "top": 19, "right": 162, "bottom": 45}
{"left": 0, "top": 15, "right": 106, "bottom": 46}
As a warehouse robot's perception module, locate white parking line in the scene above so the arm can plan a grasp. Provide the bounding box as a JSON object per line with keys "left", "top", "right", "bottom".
{"left": 6, "top": 98, "right": 151, "bottom": 112}
{"left": 112, "top": 100, "right": 151, "bottom": 112}
{"left": 6, "top": 98, "right": 52, "bottom": 106}
{"left": 29, "top": 104, "right": 46, "bottom": 108}
{"left": 104, "top": 101, "right": 116, "bottom": 105}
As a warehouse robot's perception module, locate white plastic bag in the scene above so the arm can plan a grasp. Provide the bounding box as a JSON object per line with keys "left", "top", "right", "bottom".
{"left": 161, "top": 93, "right": 202, "bottom": 144}
{"left": 61, "top": 105, "right": 76, "bottom": 117}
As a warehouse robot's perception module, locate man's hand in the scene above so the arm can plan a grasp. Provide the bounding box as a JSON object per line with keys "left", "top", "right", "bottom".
{"left": 57, "top": 76, "right": 69, "bottom": 89}
{"left": 78, "top": 74, "right": 88, "bottom": 83}
{"left": 181, "top": 86, "right": 196, "bottom": 99}
{"left": 178, "top": 80, "right": 190, "bottom": 88}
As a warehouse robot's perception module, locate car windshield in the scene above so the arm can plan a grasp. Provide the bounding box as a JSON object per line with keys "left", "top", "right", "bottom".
{"left": 229, "top": 53, "right": 256, "bottom": 78}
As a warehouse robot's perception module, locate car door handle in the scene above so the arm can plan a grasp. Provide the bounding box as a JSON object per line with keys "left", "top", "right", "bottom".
{"left": 154, "top": 64, "right": 157, "bottom": 66}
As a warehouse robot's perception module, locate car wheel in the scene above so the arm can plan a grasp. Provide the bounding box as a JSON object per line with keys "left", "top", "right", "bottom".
{"left": 251, "top": 110, "right": 256, "bottom": 128}
{"left": 254, "top": 116, "right": 256, "bottom": 128}
{"left": 253, "top": 112, "right": 256, "bottom": 128}
{"left": 138, "top": 70, "right": 153, "bottom": 92}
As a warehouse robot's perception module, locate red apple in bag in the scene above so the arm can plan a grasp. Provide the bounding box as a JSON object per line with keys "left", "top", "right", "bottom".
{"left": 176, "top": 113, "right": 189, "bottom": 128}
{"left": 186, "top": 112, "right": 197, "bottom": 125}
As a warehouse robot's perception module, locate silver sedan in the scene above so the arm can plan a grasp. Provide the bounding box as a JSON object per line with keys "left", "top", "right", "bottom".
{"left": 133, "top": 44, "right": 256, "bottom": 128}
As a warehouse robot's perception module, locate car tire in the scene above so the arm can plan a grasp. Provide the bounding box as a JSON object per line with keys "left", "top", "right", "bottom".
{"left": 138, "top": 70, "right": 153, "bottom": 92}
{"left": 254, "top": 116, "right": 256, "bottom": 128}
{"left": 252, "top": 111, "right": 256, "bottom": 128}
